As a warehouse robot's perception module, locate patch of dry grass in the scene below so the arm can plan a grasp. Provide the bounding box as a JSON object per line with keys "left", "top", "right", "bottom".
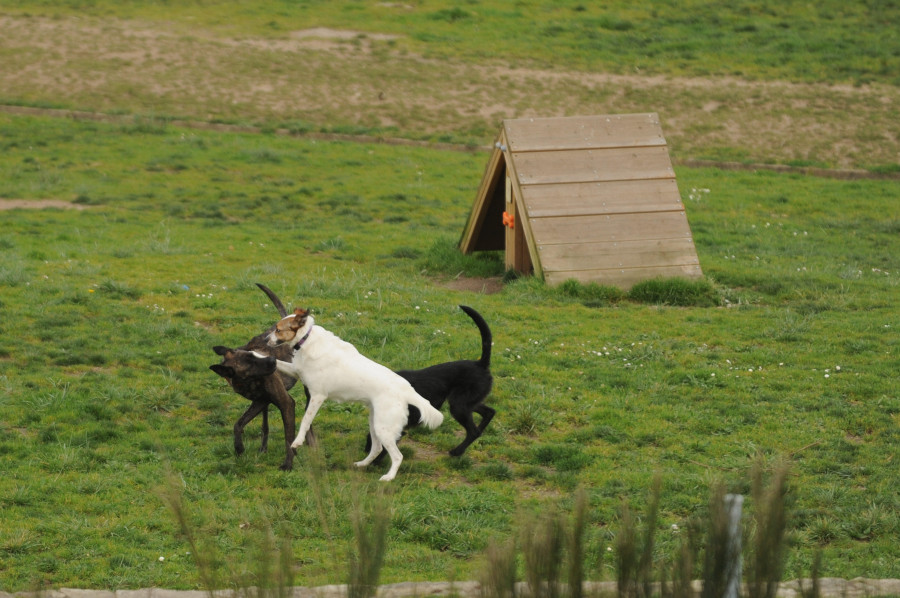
{"left": 1, "top": 15, "right": 899, "bottom": 170}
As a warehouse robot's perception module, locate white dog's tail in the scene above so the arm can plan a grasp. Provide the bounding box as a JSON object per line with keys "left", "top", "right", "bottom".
{"left": 407, "top": 392, "right": 444, "bottom": 430}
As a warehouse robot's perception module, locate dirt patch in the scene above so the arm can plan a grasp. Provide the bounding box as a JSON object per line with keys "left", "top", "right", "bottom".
{"left": 0, "top": 199, "right": 90, "bottom": 210}
{"left": 437, "top": 276, "right": 504, "bottom": 295}
{"left": 1, "top": 15, "right": 899, "bottom": 169}
{"left": 291, "top": 27, "right": 399, "bottom": 42}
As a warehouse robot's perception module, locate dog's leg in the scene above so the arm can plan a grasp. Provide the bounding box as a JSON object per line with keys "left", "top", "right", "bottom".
{"left": 448, "top": 402, "right": 495, "bottom": 457}
{"left": 302, "top": 386, "right": 317, "bottom": 448}
{"left": 355, "top": 412, "right": 383, "bottom": 468}
{"left": 272, "top": 387, "right": 296, "bottom": 471}
{"left": 369, "top": 410, "right": 405, "bottom": 481}
{"left": 378, "top": 438, "right": 404, "bottom": 482}
{"left": 474, "top": 403, "right": 496, "bottom": 435}
{"left": 234, "top": 401, "right": 266, "bottom": 456}
{"left": 290, "top": 393, "right": 326, "bottom": 449}
{"left": 259, "top": 406, "right": 269, "bottom": 453}
{"left": 272, "top": 358, "right": 301, "bottom": 380}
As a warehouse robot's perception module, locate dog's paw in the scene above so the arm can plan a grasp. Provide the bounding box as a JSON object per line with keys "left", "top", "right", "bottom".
{"left": 354, "top": 460, "right": 368, "bottom": 468}
{"left": 290, "top": 441, "right": 304, "bottom": 450}
{"left": 279, "top": 462, "right": 293, "bottom": 471}
{"left": 378, "top": 473, "right": 395, "bottom": 482}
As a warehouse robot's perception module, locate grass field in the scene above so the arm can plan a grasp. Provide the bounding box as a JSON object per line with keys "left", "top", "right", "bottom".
{"left": 0, "top": 112, "right": 898, "bottom": 591}
{"left": 1, "top": 0, "right": 899, "bottom": 593}
{"left": 2, "top": 1, "right": 900, "bottom": 171}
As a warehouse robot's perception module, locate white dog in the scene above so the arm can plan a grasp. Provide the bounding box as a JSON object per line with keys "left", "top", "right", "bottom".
{"left": 261, "top": 308, "right": 443, "bottom": 481}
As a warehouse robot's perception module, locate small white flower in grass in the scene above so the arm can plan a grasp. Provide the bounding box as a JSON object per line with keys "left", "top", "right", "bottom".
{"left": 159, "top": 556, "right": 165, "bottom": 562}
{"left": 415, "top": 306, "right": 420, "bottom": 310}
{"left": 671, "top": 524, "right": 679, "bottom": 531}
{"left": 835, "top": 366, "right": 841, "bottom": 371}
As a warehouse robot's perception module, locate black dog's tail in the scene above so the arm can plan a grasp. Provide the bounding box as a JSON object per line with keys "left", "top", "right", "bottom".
{"left": 459, "top": 305, "right": 492, "bottom": 369}
{"left": 256, "top": 283, "right": 288, "bottom": 318}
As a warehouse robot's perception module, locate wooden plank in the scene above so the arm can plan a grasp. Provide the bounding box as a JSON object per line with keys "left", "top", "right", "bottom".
{"left": 504, "top": 175, "right": 515, "bottom": 270}
{"left": 530, "top": 211, "right": 695, "bottom": 246}
{"left": 504, "top": 114, "right": 666, "bottom": 152}
{"left": 500, "top": 130, "right": 545, "bottom": 277}
{"left": 520, "top": 179, "right": 683, "bottom": 218}
{"left": 538, "top": 238, "right": 700, "bottom": 272}
{"left": 504, "top": 177, "right": 533, "bottom": 273}
{"left": 544, "top": 264, "right": 704, "bottom": 289}
{"left": 512, "top": 146, "right": 675, "bottom": 186}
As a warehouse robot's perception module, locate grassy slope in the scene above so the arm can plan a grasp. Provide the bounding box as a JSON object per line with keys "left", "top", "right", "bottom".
{"left": 1, "top": 1, "right": 899, "bottom": 171}
{"left": 0, "top": 114, "right": 898, "bottom": 590}
{"left": 4, "top": 0, "right": 899, "bottom": 84}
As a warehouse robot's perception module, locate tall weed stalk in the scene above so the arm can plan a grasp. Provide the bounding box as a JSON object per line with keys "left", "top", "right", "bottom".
{"left": 699, "top": 482, "right": 731, "bottom": 598}
{"left": 567, "top": 489, "right": 588, "bottom": 598}
{"left": 158, "top": 474, "right": 220, "bottom": 598}
{"left": 616, "top": 476, "right": 661, "bottom": 598}
{"left": 160, "top": 474, "right": 296, "bottom": 598}
{"left": 522, "top": 510, "right": 566, "bottom": 598}
{"left": 747, "top": 461, "right": 790, "bottom": 598}
{"left": 480, "top": 538, "right": 518, "bottom": 598}
{"left": 348, "top": 487, "right": 391, "bottom": 598}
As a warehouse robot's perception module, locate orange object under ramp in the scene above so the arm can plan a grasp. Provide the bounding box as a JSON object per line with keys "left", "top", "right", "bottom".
{"left": 459, "top": 113, "right": 703, "bottom": 289}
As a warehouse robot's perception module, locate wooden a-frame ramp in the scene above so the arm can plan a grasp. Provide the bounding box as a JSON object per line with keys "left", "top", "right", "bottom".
{"left": 459, "top": 113, "right": 702, "bottom": 289}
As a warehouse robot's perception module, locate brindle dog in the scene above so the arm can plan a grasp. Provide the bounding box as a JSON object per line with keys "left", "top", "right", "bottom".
{"left": 209, "top": 283, "right": 314, "bottom": 470}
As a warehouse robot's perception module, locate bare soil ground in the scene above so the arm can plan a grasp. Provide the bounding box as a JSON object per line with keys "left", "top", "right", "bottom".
{"left": 2, "top": 15, "right": 899, "bottom": 170}
{"left": 0, "top": 199, "right": 90, "bottom": 210}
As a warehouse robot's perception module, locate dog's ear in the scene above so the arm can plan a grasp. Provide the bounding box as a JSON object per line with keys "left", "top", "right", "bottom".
{"left": 209, "top": 364, "right": 235, "bottom": 379}
{"left": 291, "top": 308, "right": 309, "bottom": 330}
{"left": 212, "top": 345, "right": 232, "bottom": 356}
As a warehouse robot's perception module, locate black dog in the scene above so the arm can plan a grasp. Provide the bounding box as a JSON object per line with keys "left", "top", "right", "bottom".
{"left": 209, "top": 283, "right": 314, "bottom": 470}
{"left": 370, "top": 305, "right": 495, "bottom": 459}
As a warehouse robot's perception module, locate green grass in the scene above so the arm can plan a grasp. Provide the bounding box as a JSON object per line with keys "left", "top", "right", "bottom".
{"left": 2, "top": 2, "right": 899, "bottom": 172}
{"left": 4, "top": 0, "right": 898, "bottom": 86}
{"left": 1, "top": 113, "right": 899, "bottom": 591}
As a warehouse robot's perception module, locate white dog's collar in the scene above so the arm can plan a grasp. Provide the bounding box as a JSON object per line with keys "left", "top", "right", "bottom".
{"left": 292, "top": 327, "right": 312, "bottom": 352}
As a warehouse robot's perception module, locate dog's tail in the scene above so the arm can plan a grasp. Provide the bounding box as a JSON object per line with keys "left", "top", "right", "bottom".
{"left": 406, "top": 392, "right": 444, "bottom": 430}
{"left": 257, "top": 283, "right": 288, "bottom": 318}
{"left": 459, "top": 305, "right": 492, "bottom": 369}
